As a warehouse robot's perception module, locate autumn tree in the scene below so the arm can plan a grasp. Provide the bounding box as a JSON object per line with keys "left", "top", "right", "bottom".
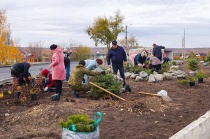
{"left": 71, "top": 46, "right": 91, "bottom": 61}
{"left": 118, "top": 36, "right": 141, "bottom": 53}
{"left": 86, "top": 10, "right": 124, "bottom": 50}
{"left": 0, "top": 9, "right": 21, "bottom": 64}
{"left": 28, "top": 41, "right": 44, "bottom": 62}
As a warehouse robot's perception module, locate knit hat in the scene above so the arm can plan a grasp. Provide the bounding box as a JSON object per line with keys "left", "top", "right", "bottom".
{"left": 79, "top": 60, "right": 86, "bottom": 66}
{"left": 112, "top": 40, "right": 117, "bottom": 45}
{"left": 50, "top": 44, "right": 57, "bottom": 50}
{"left": 96, "top": 59, "right": 103, "bottom": 65}
{"left": 41, "top": 69, "right": 49, "bottom": 77}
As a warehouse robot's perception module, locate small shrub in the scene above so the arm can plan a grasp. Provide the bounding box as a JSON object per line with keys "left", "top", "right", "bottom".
{"left": 187, "top": 58, "right": 199, "bottom": 71}
{"left": 161, "top": 62, "right": 170, "bottom": 72}
{"left": 60, "top": 114, "right": 95, "bottom": 132}
{"left": 195, "top": 69, "right": 208, "bottom": 78}
{"left": 90, "top": 74, "right": 122, "bottom": 99}
{"left": 178, "top": 75, "right": 196, "bottom": 85}
{"left": 171, "top": 61, "right": 176, "bottom": 65}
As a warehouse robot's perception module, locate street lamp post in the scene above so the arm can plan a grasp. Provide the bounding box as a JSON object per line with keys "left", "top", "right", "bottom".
{"left": 125, "top": 25, "right": 128, "bottom": 48}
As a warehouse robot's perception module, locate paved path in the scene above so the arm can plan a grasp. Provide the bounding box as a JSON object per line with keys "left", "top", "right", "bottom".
{"left": 0, "top": 62, "right": 78, "bottom": 81}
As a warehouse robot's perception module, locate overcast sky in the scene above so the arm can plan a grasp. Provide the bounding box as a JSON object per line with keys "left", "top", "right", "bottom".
{"left": 1, "top": 0, "right": 210, "bottom": 48}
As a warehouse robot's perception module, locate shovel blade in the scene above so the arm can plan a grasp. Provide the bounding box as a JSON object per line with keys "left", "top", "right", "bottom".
{"left": 162, "top": 96, "right": 172, "bottom": 102}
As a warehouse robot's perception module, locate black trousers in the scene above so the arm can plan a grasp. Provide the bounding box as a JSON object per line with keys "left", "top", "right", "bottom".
{"left": 152, "top": 64, "right": 161, "bottom": 72}
{"left": 112, "top": 63, "right": 126, "bottom": 86}
{"left": 54, "top": 80, "right": 62, "bottom": 95}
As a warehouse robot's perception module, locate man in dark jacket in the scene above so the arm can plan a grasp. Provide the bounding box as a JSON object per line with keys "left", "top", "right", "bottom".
{"left": 107, "top": 40, "right": 127, "bottom": 86}
{"left": 11, "top": 62, "right": 31, "bottom": 85}
{"left": 152, "top": 44, "right": 165, "bottom": 61}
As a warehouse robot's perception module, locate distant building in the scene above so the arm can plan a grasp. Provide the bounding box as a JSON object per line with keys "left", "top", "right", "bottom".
{"left": 196, "top": 53, "right": 207, "bottom": 60}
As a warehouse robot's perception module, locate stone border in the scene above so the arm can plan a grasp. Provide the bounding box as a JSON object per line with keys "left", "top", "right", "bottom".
{"left": 169, "top": 109, "right": 210, "bottom": 139}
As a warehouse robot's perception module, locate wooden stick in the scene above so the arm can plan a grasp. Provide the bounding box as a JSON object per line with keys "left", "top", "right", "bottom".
{"left": 137, "top": 92, "right": 161, "bottom": 97}
{"left": 89, "top": 82, "right": 127, "bottom": 101}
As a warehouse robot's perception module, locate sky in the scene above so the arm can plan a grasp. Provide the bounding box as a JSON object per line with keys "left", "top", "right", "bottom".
{"left": 1, "top": 0, "right": 210, "bottom": 48}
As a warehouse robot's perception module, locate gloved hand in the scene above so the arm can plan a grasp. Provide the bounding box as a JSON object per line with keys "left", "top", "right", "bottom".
{"left": 138, "top": 64, "right": 143, "bottom": 67}
{"left": 101, "top": 71, "right": 106, "bottom": 75}
{"left": 82, "top": 78, "right": 85, "bottom": 83}
{"left": 44, "top": 87, "right": 48, "bottom": 92}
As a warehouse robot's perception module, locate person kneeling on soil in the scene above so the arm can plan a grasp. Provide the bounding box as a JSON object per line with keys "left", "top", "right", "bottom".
{"left": 83, "top": 58, "right": 103, "bottom": 84}
{"left": 11, "top": 62, "right": 31, "bottom": 85}
{"left": 68, "top": 60, "right": 105, "bottom": 98}
{"left": 149, "top": 55, "right": 162, "bottom": 72}
{"left": 134, "top": 50, "right": 148, "bottom": 66}
{"left": 41, "top": 69, "right": 55, "bottom": 92}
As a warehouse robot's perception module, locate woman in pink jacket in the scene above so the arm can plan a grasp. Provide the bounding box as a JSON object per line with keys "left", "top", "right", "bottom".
{"left": 49, "top": 44, "right": 65, "bottom": 100}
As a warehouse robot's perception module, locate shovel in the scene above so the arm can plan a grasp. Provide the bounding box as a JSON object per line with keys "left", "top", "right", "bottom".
{"left": 138, "top": 91, "right": 172, "bottom": 102}
{"left": 89, "top": 82, "right": 127, "bottom": 101}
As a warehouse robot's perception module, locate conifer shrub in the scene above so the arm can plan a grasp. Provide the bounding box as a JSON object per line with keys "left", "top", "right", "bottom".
{"left": 60, "top": 114, "right": 95, "bottom": 132}
{"left": 90, "top": 74, "right": 122, "bottom": 99}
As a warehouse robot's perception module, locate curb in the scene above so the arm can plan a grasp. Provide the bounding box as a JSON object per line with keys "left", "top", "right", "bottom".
{"left": 0, "top": 62, "right": 50, "bottom": 68}
{"left": 169, "top": 109, "right": 210, "bottom": 139}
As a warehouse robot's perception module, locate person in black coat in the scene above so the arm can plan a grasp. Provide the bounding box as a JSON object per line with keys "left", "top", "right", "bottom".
{"left": 163, "top": 57, "right": 171, "bottom": 63}
{"left": 152, "top": 44, "right": 165, "bottom": 61}
{"left": 11, "top": 62, "right": 31, "bottom": 85}
{"left": 63, "top": 50, "right": 72, "bottom": 81}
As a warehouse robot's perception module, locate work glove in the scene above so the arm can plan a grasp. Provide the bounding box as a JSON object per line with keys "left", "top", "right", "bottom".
{"left": 44, "top": 87, "right": 48, "bottom": 92}
{"left": 82, "top": 78, "right": 85, "bottom": 83}
{"left": 101, "top": 71, "right": 106, "bottom": 75}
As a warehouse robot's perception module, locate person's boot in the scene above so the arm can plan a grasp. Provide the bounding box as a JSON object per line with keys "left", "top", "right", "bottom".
{"left": 72, "top": 90, "right": 80, "bottom": 98}
{"left": 122, "top": 81, "right": 126, "bottom": 87}
{"left": 51, "top": 93, "right": 60, "bottom": 101}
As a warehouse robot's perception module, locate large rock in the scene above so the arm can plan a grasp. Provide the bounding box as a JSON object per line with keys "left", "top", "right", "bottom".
{"left": 130, "top": 73, "right": 138, "bottom": 79}
{"left": 140, "top": 71, "right": 148, "bottom": 78}
{"left": 135, "top": 76, "right": 144, "bottom": 82}
{"left": 148, "top": 74, "right": 156, "bottom": 82}
{"left": 170, "top": 65, "right": 179, "bottom": 72}
{"left": 163, "top": 72, "right": 173, "bottom": 80}
{"left": 125, "top": 72, "right": 132, "bottom": 79}
{"left": 153, "top": 74, "right": 164, "bottom": 81}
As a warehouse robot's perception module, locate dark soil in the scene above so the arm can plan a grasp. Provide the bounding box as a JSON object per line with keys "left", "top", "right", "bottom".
{"left": 1, "top": 63, "right": 210, "bottom": 139}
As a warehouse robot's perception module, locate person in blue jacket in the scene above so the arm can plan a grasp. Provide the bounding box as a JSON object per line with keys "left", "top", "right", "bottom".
{"left": 134, "top": 50, "right": 148, "bottom": 66}
{"left": 107, "top": 40, "right": 127, "bottom": 86}
{"left": 83, "top": 59, "right": 103, "bottom": 84}
{"left": 152, "top": 43, "right": 165, "bottom": 61}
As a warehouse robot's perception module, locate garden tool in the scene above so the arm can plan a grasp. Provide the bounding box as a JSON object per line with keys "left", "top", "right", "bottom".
{"left": 89, "top": 82, "right": 127, "bottom": 101}
{"left": 137, "top": 91, "right": 172, "bottom": 102}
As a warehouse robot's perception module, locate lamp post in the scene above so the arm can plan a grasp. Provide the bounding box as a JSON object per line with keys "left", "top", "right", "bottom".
{"left": 125, "top": 25, "right": 128, "bottom": 48}
{"left": 6, "top": 32, "right": 10, "bottom": 63}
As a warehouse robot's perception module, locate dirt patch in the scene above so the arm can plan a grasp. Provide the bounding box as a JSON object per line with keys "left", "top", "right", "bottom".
{"left": 1, "top": 63, "right": 210, "bottom": 139}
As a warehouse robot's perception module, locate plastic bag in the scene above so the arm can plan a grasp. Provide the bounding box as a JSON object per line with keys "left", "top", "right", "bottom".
{"left": 62, "top": 112, "right": 102, "bottom": 139}
{"left": 157, "top": 90, "right": 167, "bottom": 96}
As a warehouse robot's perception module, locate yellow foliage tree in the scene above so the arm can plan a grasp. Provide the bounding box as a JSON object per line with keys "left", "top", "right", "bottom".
{"left": 71, "top": 46, "right": 91, "bottom": 61}
{"left": 0, "top": 9, "right": 21, "bottom": 64}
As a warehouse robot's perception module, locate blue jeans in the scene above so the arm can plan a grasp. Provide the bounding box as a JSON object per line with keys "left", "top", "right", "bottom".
{"left": 112, "top": 63, "right": 126, "bottom": 86}
{"left": 66, "top": 63, "right": 70, "bottom": 81}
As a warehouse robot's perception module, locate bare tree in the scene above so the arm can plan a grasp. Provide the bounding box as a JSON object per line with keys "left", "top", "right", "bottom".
{"left": 118, "top": 35, "right": 141, "bottom": 53}
{"left": 28, "top": 41, "right": 44, "bottom": 62}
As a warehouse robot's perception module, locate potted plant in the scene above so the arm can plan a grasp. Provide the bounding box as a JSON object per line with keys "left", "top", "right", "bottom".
{"left": 186, "top": 76, "right": 196, "bottom": 87}
{"left": 30, "top": 88, "right": 37, "bottom": 100}
{"left": 195, "top": 69, "right": 208, "bottom": 83}
{"left": 178, "top": 75, "right": 196, "bottom": 87}
{"left": 60, "top": 112, "right": 102, "bottom": 139}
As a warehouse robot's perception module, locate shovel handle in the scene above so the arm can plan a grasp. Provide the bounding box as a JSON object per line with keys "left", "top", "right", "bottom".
{"left": 138, "top": 92, "right": 161, "bottom": 97}
{"left": 89, "top": 82, "right": 127, "bottom": 101}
